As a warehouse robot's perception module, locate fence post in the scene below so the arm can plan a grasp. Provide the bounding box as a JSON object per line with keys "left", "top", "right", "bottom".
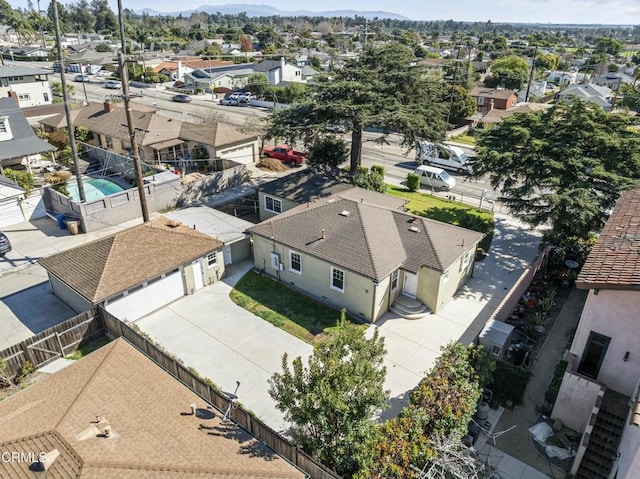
{"left": 55, "top": 332, "right": 65, "bottom": 357}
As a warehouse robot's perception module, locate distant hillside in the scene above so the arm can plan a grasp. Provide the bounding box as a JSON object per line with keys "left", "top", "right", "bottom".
{"left": 137, "top": 3, "right": 409, "bottom": 20}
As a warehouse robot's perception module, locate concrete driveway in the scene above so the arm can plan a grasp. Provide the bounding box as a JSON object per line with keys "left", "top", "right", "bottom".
{"left": 136, "top": 212, "right": 542, "bottom": 431}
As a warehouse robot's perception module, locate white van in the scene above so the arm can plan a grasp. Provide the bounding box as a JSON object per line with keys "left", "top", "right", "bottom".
{"left": 413, "top": 165, "right": 457, "bottom": 191}
{"left": 416, "top": 140, "right": 471, "bottom": 173}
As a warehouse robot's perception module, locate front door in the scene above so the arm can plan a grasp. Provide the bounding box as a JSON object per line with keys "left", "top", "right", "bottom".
{"left": 192, "top": 260, "right": 204, "bottom": 290}
{"left": 403, "top": 272, "right": 418, "bottom": 298}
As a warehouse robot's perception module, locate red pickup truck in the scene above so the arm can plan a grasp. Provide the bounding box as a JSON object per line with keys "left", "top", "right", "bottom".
{"left": 262, "top": 145, "right": 307, "bottom": 167}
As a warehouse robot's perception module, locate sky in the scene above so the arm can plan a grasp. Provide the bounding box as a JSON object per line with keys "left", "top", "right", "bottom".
{"left": 13, "top": 0, "right": 640, "bottom": 25}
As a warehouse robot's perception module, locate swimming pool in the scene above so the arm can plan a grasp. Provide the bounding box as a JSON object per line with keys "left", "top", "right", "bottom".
{"left": 66, "top": 177, "right": 125, "bottom": 202}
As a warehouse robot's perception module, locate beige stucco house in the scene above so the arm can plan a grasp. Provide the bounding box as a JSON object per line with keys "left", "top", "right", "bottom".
{"left": 552, "top": 188, "right": 640, "bottom": 478}
{"left": 39, "top": 217, "right": 224, "bottom": 322}
{"left": 248, "top": 193, "right": 484, "bottom": 322}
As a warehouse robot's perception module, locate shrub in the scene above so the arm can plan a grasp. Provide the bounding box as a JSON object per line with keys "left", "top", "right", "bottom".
{"left": 490, "top": 360, "right": 532, "bottom": 406}
{"left": 371, "top": 164, "right": 384, "bottom": 176}
{"left": 3, "top": 168, "right": 34, "bottom": 193}
{"left": 14, "top": 360, "right": 34, "bottom": 385}
{"left": 406, "top": 172, "right": 420, "bottom": 192}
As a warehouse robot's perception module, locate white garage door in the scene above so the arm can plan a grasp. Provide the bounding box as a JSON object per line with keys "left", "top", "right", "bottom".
{"left": 105, "top": 270, "right": 185, "bottom": 322}
{"left": 0, "top": 198, "right": 25, "bottom": 229}
{"left": 218, "top": 145, "right": 254, "bottom": 165}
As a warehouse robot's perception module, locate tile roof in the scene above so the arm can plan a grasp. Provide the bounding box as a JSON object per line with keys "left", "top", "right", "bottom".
{"left": 577, "top": 188, "right": 640, "bottom": 290}
{"left": 248, "top": 196, "right": 483, "bottom": 280}
{"left": 0, "top": 338, "right": 306, "bottom": 479}
{"left": 0, "top": 98, "right": 56, "bottom": 161}
{"left": 38, "top": 217, "right": 222, "bottom": 303}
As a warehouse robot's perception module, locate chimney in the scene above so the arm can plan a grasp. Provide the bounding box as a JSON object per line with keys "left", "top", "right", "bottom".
{"left": 103, "top": 100, "right": 115, "bottom": 112}
{"left": 489, "top": 99, "right": 494, "bottom": 111}
{"left": 321, "top": 229, "right": 326, "bottom": 240}
{"left": 8, "top": 90, "right": 18, "bottom": 103}
{"left": 280, "top": 56, "right": 285, "bottom": 70}
{"left": 190, "top": 403, "right": 197, "bottom": 415}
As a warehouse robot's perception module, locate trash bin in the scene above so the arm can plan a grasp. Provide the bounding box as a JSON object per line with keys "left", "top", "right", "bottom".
{"left": 66, "top": 220, "right": 80, "bottom": 235}
{"left": 56, "top": 214, "right": 67, "bottom": 229}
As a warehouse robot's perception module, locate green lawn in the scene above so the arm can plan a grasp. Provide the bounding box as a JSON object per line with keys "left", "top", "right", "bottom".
{"left": 65, "top": 336, "right": 112, "bottom": 360}
{"left": 230, "top": 271, "right": 347, "bottom": 343}
{"left": 448, "top": 133, "right": 476, "bottom": 146}
{"left": 387, "top": 185, "right": 494, "bottom": 252}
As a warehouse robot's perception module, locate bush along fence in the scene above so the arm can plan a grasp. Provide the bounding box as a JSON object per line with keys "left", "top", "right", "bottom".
{"left": 99, "top": 308, "right": 340, "bottom": 479}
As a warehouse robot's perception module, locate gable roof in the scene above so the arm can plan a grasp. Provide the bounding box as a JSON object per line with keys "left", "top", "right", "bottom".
{"left": 248, "top": 196, "right": 483, "bottom": 280}
{"left": 470, "top": 86, "right": 517, "bottom": 100}
{"left": 0, "top": 64, "right": 50, "bottom": 77}
{"left": 38, "top": 217, "right": 223, "bottom": 303}
{"left": 0, "top": 98, "right": 56, "bottom": 162}
{"left": 0, "top": 338, "right": 306, "bottom": 479}
{"left": 577, "top": 188, "right": 640, "bottom": 291}
{"left": 480, "top": 102, "right": 552, "bottom": 124}
{"left": 558, "top": 84, "right": 611, "bottom": 108}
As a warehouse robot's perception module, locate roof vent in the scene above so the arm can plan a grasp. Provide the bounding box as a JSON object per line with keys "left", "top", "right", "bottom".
{"left": 339, "top": 210, "right": 351, "bottom": 217}
{"left": 165, "top": 220, "right": 180, "bottom": 228}
{"left": 409, "top": 226, "right": 420, "bottom": 233}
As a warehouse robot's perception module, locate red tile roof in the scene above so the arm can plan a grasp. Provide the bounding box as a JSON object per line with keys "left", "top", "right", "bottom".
{"left": 576, "top": 188, "right": 640, "bottom": 290}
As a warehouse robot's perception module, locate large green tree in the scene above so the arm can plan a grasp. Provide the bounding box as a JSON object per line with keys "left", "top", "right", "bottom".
{"left": 266, "top": 43, "right": 447, "bottom": 173}
{"left": 473, "top": 99, "right": 640, "bottom": 242}
{"left": 484, "top": 54, "right": 530, "bottom": 90}
{"left": 268, "top": 316, "right": 388, "bottom": 477}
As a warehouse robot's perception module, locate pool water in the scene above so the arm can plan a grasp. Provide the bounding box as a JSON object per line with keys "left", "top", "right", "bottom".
{"left": 66, "top": 177, "right": 125, "bottom": 202}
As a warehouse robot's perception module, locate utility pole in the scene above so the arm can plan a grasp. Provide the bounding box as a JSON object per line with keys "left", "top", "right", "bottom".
{"left": 445, "top": 39, "right": 463, "bottom": 137}
{"left": 117, "top": 0, "right": 149, "bottom": 222}
{"left": 525, "top": 44, "right": 538, "bottom": 103}
{"left": 51, "top": 0, "right": 86, "bottom": 203}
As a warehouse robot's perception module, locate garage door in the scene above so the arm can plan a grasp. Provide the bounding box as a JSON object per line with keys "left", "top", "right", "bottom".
{"left": 218, "top": 145, "right": 254, "bottom": 165}
{"left": 0, "top": 198, "right": 25, "bottom": 229}
{"left": 105, "top": 270, "right": 185, "bottom": 322}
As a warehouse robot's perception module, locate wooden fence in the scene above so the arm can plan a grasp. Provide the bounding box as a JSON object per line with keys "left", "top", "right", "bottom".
{"left": 100, "top": 309, "right": 339, "bottom": 479}
{"left": 0, "top": 309, "right": 104, "bottom": 375}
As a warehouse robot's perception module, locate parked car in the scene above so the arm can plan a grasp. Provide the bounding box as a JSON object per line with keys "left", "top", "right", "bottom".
{"left": 172, "top": 94, "right": 192, "bottom": 103}
{"left": 238, "top": 92, "right": 254, "bottom": 102}
{"left": 74, "top": 74, "right": 90, "bottom": 82}
{"left": 262, "top": 145, "right": 307, "bottom": 167}
{"left": 220, "top": 97, "right": 239, "bottom": 106}
{"left": 413, "top": 165, "right": 456, "bottom": 191}
{"left": 104, "top": 80, "right": 121, "bottom": 89}
{"left": 415, "top": 140, "right": 471, "bottom": 173}
{"left": 0, "top": 231, "right": 11, "bottom": 256}
{"left": 96, "top": 70, "right": 112, "bottom": 77}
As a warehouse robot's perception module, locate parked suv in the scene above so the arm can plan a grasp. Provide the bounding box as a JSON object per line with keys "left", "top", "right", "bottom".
{"left": 0, "top": 231, "right": 11, "bottom": 256}
{"left": 262, "top": 145, "right": 307, "bottom": 167}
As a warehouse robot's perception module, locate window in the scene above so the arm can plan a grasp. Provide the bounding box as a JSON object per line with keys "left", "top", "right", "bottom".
{"left": 207, "top": 252, "right": 218, "bottom": 268}
{"left": 18, "top": 93, "right": 30, "bottom": 100}
{"left": 43, "top": 92, "right": 49, "bottom": 102}
{"left": 391, "top": 270, "right": 399, "bottom": 291}
{"left": 0, "top": 119, "right": 7, "bottom": 133}
{"left": 289, "top": 251, "right": 301, "bottom": 274}
{"left": 331, "top": 267, "right": 345, "bottom": 293}
{"left": 265, "top": 196, "right": 282, "bottom": 214}
{"left": 477, "top": 96, "right": 484, "bottom": 106}
{"left": 461, "top": 251, "right": 472, "bottom": 269}
{"left": 0, "top": 78, "right": 8, "bottom": 87}
{"left": 578, "top": 331, "right": 611, "bottom": 379}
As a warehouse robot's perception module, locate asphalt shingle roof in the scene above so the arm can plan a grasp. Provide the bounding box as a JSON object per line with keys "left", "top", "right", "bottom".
{"left": 0, "top": 64, "right": 50, "bottom": 77}
{"left": 577, "top": 188, "right": 640, "bottom": 290}
{"left": 248, "top": 196, "right": 484, "bottom": 280}
{"left": 38, "top": 217, "right": 223, "bottom": 303}
{"left": 0, "top": 98, "right": 56, "bottom": 161}
{"left": 470, "top": 86, "right": 517, "bottom": 100}
{"left": 0, "top": 338, "right": 306, "bottom": 479}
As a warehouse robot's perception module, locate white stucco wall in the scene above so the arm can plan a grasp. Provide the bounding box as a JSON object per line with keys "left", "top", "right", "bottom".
{"left": 552, "top": 371, "right": 604, "bottom": 432}
{"left": 570, "top": 289, "right": 640, "bottom": 396}
{"left": 0, "top": 75, "right": 52, "bottom": 107}
{"left": 617, "top": 409, "right": 640, "bottom": 479}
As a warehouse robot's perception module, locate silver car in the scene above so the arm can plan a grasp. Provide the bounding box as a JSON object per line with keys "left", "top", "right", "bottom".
{"left": 0, "top": 231, "right": 11, "bottom": 256}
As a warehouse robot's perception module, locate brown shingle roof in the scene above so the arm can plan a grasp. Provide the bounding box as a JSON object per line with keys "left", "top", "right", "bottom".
{"left": 0, "top": 339, "right": 306, "bottom": 478}
{"left": 480, "top": 102, "right": 552, "bottom": 124}
{"left": 470, "top": 86, "right": 517, "bottom": 100}
{"left": 248, "top": 196, "right": 483, "bottom": 280}
{"left": 577, "top": 188, "right": 640, "bottom": 290}
{"left": 38, "top": 217, "right": 222, "bottom": 303}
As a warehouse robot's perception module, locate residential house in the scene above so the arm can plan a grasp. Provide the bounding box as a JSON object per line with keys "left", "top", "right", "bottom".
{"left": 254, "top": 57, "right": 304, "bottom": 85}
{"left": 183, "top": 64, "right": 256, "bottom": 92}
{"left": 552, "top": 188, "right": 640, "bottom": 478}
{"left": 0, "top": 97, "right": 55, "bottom": 173}
{"left": 153, "top": 58, "right": 234, "bottom": 81}
{"left": 546, "top": 70, "right": 577, "bottom": 85}
{"left": 248, "top": 194, "right": 483, "bottom": 321}
{"left": 2, "top": 46, "right": 49, "bottom": 58}
{"left": 516, "top": 80, "right": 549, "bottom": 102}
{"left": 39, "top": 101, "right": 259, "bottom": 166}
{"left": 593, "top": 72, "right": 634, "bottom": 91}
{"left": 0, "top": 338, "right": 307, "bottom": 479}
{"left": 470, "top": 86, "right": 518, "bottom": 113}
{"left": 480, "top": 102, "right": 552, "bottom": 129}
{"left": 0, "top": 64, "right": 53, "bottom": 107}
{"left": 39, "top": 217, "right": 225, "bottom": 322}
{"left": 557, "top": 83, "right": 612, "bottom": 110}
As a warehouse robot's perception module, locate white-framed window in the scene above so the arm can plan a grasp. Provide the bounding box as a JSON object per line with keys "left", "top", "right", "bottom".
{"left": 207, "top": 252, "right": 218, "bottom": 268}
{"left": 265, "top": 195, "right": 282, "bottom": 214}
{"left": 289, "top": 251, "right": 301, "bottom": 274}
{"left": 0, "top": 119, "right": 7, "bottom": 133}
{"left": 391, "top": 270, "right": 399, "bottom": 291}
{"left": 17, "top": 93, "right": 30, "bottom": 100}
{"left": 43, "top": 92, "right": 49, "bottom": 102}
{"left": 331, "top": 267, "right": 345, "bottom": 293}
{"left": 477, "top": 96, "right": 484, "bottom": 106}
{"left": 461, "top": 250, "right": 472, "bottom": 269}
{"left": 442, "top": 271, "right": 449, "bottom": 284}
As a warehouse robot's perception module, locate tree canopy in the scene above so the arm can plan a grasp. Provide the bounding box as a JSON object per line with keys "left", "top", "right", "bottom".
{"left": 265, "top": 43, "right": 447, "bottom": 172}
{"left": 483, "top": 54, "right": 530, "bottom": 90}
{"left": 268, "top": 316, "right": 388, "bottom": 477}
{"left": 472, "top": 99, "right": 640, "bottom": 242}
